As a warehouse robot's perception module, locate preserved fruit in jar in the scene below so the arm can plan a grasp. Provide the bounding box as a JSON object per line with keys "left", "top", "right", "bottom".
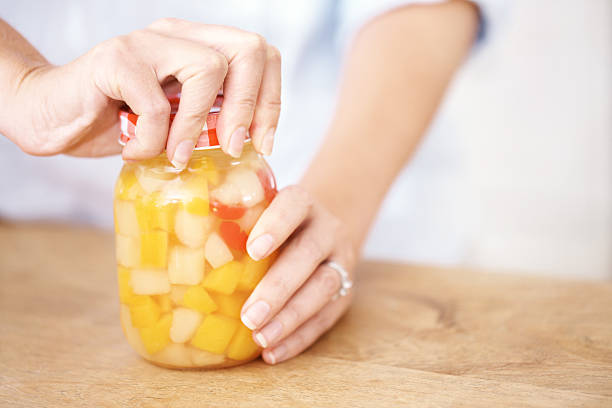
{"left": 114, "top": 98, "right": 277, "bottom": 369}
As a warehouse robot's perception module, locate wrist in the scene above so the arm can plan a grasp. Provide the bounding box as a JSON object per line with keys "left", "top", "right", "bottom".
{"left": 3, "top": 62, "right": 59, "bottom": 155}
{"left": 298, "top": 177, "right": 370, "bottom": 255}
{"left": 8, "top": 57, "right": 104, "bottom": 156}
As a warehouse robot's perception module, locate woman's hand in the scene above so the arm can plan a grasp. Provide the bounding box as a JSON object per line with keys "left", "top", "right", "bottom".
{"left": 241, "top": 185, "right": 356, "bottom": 364}
{"left": 3, "top": 18, "right": 280, "bottom": 164}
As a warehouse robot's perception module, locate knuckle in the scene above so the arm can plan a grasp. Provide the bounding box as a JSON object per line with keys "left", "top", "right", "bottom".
{"left": 132, "top": 139, "right": 164, "bottom": 157}
{"left": 127, "top": 29, "right": 149, "bottom": 42}
{"left": 315, "top": 310, "right": 335, "bottom": 332}
{"left": 281, "top": 303, "right": 302, "bottom": 327}
{"left": 93, "top": 36, "right": 130, "bottom": 63}
{"left": 207, "top": 51, "right": 229, "bottom": 77}
{"left": 291, "top": 330, "right": 308, "bottom": 350}
{"left": 244, "top": 32, "right": 268, "bottom": 54}
{"left": 265, "top": 205, "right": 292, "bottom": 226}
{"left": 149, "top": 17, "right": 182, "bottom": 30}
{"left": 261, "top": 96, "right": 281, "bottom": 114}
{"left": 267, "top": 45, "right": 282, "bottom": 64}
{"left": 318, "top": 267, "right": 341, "bottom": 297}
{"left": 233, "top": 95, "right": 257, "bottom": 112}
{"left": 282, "top": 185, "right": 313, "bottom": 209}
{"left": 343, "top": 247, "right": 357, "bottom": 272}
{"left": 328, "top": 216, "right": 342, "bottom": 236}
{"left": 336, "top": 227, "right": 357, "bottom": 268}
{"left": 177, "top": 106, "right": 207, "bottom": 123}
{"left": 265, "top": 277, "right": 292, "bottom": 306}
{"left": 295, "top": 234, "right": 325, "bottom": 262}
{"left": 143, "top": 98, "right": 171, "bottom": 118}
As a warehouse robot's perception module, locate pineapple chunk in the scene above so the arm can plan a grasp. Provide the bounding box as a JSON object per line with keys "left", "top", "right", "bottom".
{"left": 211, "top": 291, "right": 249, "bottom": 318}
{"left": 185, "top": 197, "right": 209, "bottom": 216}
{"left": 115, "top": 167, "right": 142, "bottom": 201}
{"left": 210, "top": 168, "right": 264, "bottom": 208}
{"left": 182, "top": 286, "right": 218, "bottom": 314}
{"left": 238, "top": 203, "right": 265, "bottom": 234}
{"left": 168, "top": 246, "right": 205, "bottom": 285}
{"left": 139, "top": 313, "right": 172, "bottom": 354}
{"left": 169, "top": 285, "right": 189, "bottom": 305}
{"left": 170, "top": 307, "right": 203, "bottom": 343}
{"left": 174, "top": 208, "right": 214, "bottom": 248}
{"left": 115, "top": 201, "right": 139, "bottom": 237}
{"left": 189, "top": 347, "right": 227, "bottom": 366}
{"left": 130, "top": 269, "right": 170, "bottom": 295}
{"left": 202, "top": 260, "right": 243, "bottom": 295}
{"left": 155, "top": 294, "right": 173, "bottom": 313}
{"left": 151, "top": 342, "right": 193, "bottom": 367}
{"left": 136, "top": 194, "right": 175, "bottom": 232}
{"left": 175, "top": 173, "right": 209, "bottom": 216}
{"left": 129, "top": 295, "right": 161, "bottom": 328}
{"left": 140, "top": 230, "right": 168, "bottom": 268}
{"left": 117, "top": 266, "right": 136, "bottom": 304}
{"left": 191, "top": 314, "right": 239, "bottom": 354}
{"left": 189, "top": 157, "right": 220, "bottom": 185}
{"left": 120, "top": 304, "right": 147, "bottom": 356}
{"left": 237, "top": 254, "right": 275, "bottom": 291}
{"left": 204, "top": 232, "right": 233, "bottom": 269}
{"left": 115, "top": 234, "right": 140, "bottom": 268}
{"left": 227, "top": 324, "right": 260, "bottom": 361}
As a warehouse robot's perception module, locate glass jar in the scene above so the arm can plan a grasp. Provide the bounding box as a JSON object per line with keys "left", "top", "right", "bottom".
{"left": 114, "top": 98, "right": 277, "bottom": 369}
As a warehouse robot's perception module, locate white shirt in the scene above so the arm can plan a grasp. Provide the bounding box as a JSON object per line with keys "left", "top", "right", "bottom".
{"left": 0, "top": 0, "right": 503, "bottom": 265}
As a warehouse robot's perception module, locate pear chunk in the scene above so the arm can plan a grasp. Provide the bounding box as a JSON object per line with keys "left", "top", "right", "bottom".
{"left": 204, "top": 232, "right": 233, "bottom": 269}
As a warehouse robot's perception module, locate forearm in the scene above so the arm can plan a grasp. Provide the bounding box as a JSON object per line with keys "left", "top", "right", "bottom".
{"left": 300, "top": 1, "right": 479, "bottom": 251}
{"left": 0, "top": 19, "right": 49, "bottom": 138}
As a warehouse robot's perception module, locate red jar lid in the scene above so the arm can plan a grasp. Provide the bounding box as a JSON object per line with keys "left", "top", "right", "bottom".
{"left": 118, "top": 94, "right": 224, "bottom": 148}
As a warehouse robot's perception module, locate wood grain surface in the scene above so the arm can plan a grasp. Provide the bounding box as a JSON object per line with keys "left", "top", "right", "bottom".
{"left": 1, "top": 222, "right": 611, "bottom": 407}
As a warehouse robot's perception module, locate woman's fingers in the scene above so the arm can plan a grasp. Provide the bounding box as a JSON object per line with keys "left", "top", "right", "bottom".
{"left": 92, "top": 21, "right": 281, "bottom": 161}
{"left": 246, "top": 185, "right": 313, "bottom": 261}
{"left": 91, "top": 31, "right": 229, "bottom": 163}
{"left": 155, "top": 40, "right": 228, "bottom": 169}
{"left": 252, "top": 261, "right": 344, "bottom": 348}
{"left": 91, "top": 36, "right": 171, "bottom": 161}
{"left": 250, "top": 45, "right": 282, "bottom": 156}
{"left": 214, "top": 33, "right": 267, "bottom": 157}
{"left": 262, "top": 295, "right": 351, "bottom": 365}
{"left": 118, "top": 75, "right": 170, "bottom": 161}
{"left": 241, "top": 201, "right": 339, "bottom": 331}
{"left": 147, "top": 19, "right": 280, "bottom": 157}
{"left": 243, "top": 185, "right": 356, "bottom": 361}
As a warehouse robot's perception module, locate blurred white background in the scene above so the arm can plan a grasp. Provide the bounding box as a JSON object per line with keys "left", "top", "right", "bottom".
{"left": 0, "top": 0, "right": 610, "bottom": 279}
{"left": 447, "top": 0, "right": 612, "bottom": 279}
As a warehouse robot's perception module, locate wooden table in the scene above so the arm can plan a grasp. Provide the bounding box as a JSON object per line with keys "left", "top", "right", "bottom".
{"left": 1, "top": 222, "right": 611, "bottom": 407}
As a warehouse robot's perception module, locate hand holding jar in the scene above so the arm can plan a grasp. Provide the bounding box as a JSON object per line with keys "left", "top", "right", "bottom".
{"left": 1, "top": 18, "right": 280, "bottom": 161}
{"left": 115, "top": 98, "right": 354, "bottom": 368}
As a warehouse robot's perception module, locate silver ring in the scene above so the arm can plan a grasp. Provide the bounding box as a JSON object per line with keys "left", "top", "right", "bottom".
{"left": 324, "top": 261, "right": 353, "bottom": 300}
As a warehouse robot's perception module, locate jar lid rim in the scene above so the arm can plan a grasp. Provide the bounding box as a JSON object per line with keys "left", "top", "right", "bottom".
{"left": 118, "top": 93, "right": 224, "bottom": 148}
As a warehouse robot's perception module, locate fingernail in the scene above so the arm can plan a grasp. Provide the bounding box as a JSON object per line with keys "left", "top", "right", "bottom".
{"left": 265, "top": 349, "right": 276, "bottom": 365}
{"left": 171, "top": 139, "right": 195, "bottom": 170}
{"left": 228, "top": 126, "right": 246, "bottom": 157}
{"left": 254, "top": 332, "right": 268, "bottom": 348}
{"left": 241, "top": 300, "right": 270, "bottom": 330}
{"left": 256, "top": 319, "right": 282, "bottom": 348}
{"left": 261, "top": 128, "right": 275, "bottom": 156}
{"left": 247, "top": 234, "right": 274, "bottom": 261}
{"left": 269, "top": 343, "right": 287, "bottom": 365}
